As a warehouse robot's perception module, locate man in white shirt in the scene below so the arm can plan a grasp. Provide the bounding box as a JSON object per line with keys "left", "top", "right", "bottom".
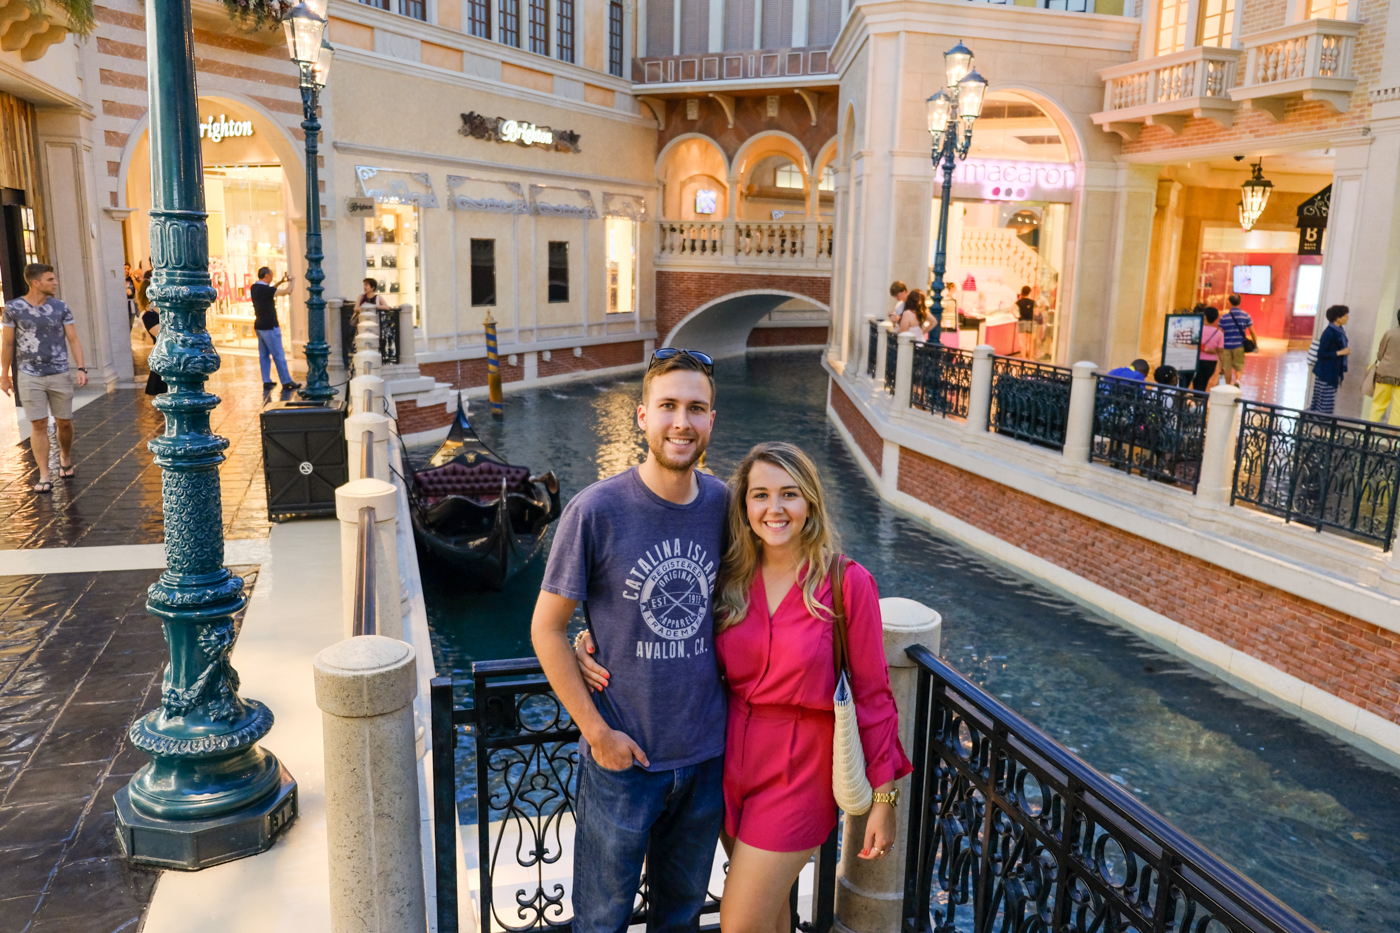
{"left": 888, "top": 281, "right": 908, "bottom": 326}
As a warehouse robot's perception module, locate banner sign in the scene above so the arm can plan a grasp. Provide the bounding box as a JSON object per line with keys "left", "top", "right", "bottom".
{"left": 459, "top": 112, "right": 582, "bottom": 154}
{"left": 1297, "top": 184, "right": 1330, "bottom": 256}
{"left": 1162, "top": 311, "right": 1203, "bottom": 375}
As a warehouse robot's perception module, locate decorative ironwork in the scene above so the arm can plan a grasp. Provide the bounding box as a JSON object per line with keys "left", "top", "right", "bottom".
{"left": 296, "top": 66, "right": 332, "bottom": 401}
{"left": 990, "top": 356, "right": 1072, "bottom": 449}
{"left": 378, "top": 307, "right": 401, "bottom": 364}
{"left": 429, "top": 660, "right": 837, "bottom": 933}
{"left": 885, "top": 334, "right": 900, "bottom": 394}
{"left": 909, "top": 343, "right": 972, "bottom": 419}
{"left": 1232, "top": 401, "right": 1400, "bottom": 549}
{"left": 867, "top": 321, "right": 879, "bottom": 379}
{"left": 1091, "top": 375, "right": 1208, "bottom": 491}
{"left": 901, "top": 645, "right": 1322, "bottom": 933}
{"left": 340, "top": 303, "right": 357, "bottom": 370}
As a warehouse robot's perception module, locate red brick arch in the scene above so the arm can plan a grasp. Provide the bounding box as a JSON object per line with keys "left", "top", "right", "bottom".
{"left": 655, "top": 271, "right": 831, "bottom": 345}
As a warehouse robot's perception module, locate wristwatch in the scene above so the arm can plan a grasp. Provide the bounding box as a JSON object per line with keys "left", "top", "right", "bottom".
{"left": 76, "top": 368, "right": 87, "bottom": 373}
{"left": 872, "top": 788, "right": 900, "bottom": 807}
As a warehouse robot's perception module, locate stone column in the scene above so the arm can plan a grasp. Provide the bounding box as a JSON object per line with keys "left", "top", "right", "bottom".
{"left": 314, "top": 636, "right": 426, "bottom": 933}
{"left": 893, "top": 332, "right": 915, "bottom": 410}
{"left": 834, "top": 598, "right": 942, "bottom": 933}
{"left": 873, "top": 323, "right": 893, "bottom": 391}
{"left": 336, "top": 478, "right": 402, "bottom": 641}
{"left": 1196, "top": 383, "right": 1243, "bottom": 506}
{"left": 1062, "top": 361, "right": 1100, "bottom": 465}
{"left": 346, "top": 409, "right": 392, "bottom": 483}
{"left": 964, "top": 344, "right": 994, "bottom": 435}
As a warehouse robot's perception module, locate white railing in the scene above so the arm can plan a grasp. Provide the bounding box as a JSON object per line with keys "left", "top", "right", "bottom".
{"left": 1231, "top": 18, "right": 1362, "bottom": 116}
{"left": 656, "top": 220, "right": 834, "bottom": 268}
{"left": 1094, "top": 45, "right": 1241, "bottom": 132}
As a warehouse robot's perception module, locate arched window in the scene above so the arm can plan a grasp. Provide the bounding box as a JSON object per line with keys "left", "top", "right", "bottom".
{"left": 775, "top": 162, "right": 803, "bottom": 189}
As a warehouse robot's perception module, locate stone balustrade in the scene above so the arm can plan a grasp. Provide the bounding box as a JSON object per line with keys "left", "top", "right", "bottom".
{"left": 1230, "top": 17, "right": 1363, "bottom": 119}
{"left": 655, "top": 220, "right": 834, "bottom": 270}
{"left": 1092, "top": 45, "right": 1242, "bottom": 137}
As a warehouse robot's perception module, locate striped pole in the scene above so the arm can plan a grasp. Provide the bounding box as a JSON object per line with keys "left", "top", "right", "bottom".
{"left": 484, "top": 310, "right": 504, "bottom": 420}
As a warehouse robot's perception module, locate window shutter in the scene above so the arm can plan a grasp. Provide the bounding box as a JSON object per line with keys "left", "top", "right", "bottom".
{"left": 647, "top": 0, "right": 675, "bottom": 55}
{"left": 761, "top": 0, "right": 792, "bottom": 48}
{"left": 680, "top": 0, "right": 710, "bottom": 54}
{"left": 725, "top": 0, "right": 755, "bottom": 50}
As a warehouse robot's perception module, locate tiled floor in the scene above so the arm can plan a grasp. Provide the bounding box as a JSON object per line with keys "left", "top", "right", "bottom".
{"left": 0, "top": 566, "right": 257, "bottom": 933}
{"left": 1236, "top": 339, "right": 1310, "bottom": 410}
{"left": 0, "top": 356, "right": 300, "bottom": 550}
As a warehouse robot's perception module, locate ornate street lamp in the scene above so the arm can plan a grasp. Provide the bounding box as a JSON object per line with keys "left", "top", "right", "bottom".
{"left": 926, "top": 41, "right": 988, "bottom": 333}
{"left": 114, "top": 0, "right": 296, "bottom": 869}
{"left": 284, "top": 1, "right": 335, "bottom": 401}
{"left": 1239, "top": 160, "right": 1273, "bottom": 232}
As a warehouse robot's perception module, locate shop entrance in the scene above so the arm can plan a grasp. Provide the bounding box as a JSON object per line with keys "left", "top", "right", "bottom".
{"left": 1194, "top": 225, "right": 1322, "bottom": 343}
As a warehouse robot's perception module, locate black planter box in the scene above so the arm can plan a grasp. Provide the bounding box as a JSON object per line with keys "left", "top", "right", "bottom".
{"left": 260, "top": 400, "right": 348, "bottom": 521}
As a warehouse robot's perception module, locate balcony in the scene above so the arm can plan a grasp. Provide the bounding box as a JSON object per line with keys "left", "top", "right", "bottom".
{"left": 1230, "top": 17, "right": 1362, "bottom": 120}
{"left": 1091, "top": 45, "right": 1242, "bottom": 139}
{"left": 632, "top": 46, "right": 833, "bottom": 91}
{"left": 0, "top": 0, "right": 71, "bottom": 62}
{"left": 655, "top": 220, "right": 833, "bottom": 272}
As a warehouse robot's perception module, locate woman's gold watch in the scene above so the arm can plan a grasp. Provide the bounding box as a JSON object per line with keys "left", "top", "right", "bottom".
{"left": 872, "top": 788, "right": 900, "bottom": 807}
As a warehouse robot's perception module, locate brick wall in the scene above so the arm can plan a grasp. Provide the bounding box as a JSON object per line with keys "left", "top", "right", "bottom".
{"left": 420, "top": 358, "right": 522, "bottom": 390}
{"left": 896, "top": 446, "right": 1400, "bottom": 727}
{"left": 656, "top": 271, "right": 831, "bottom": 345}
{"left": 747, "top": 326, "right": 829, "bottom": 348}
{"left": 538, "top": 340, "right": 646, "bottom": 377}
{"left": 395, "top": 397, "right": 453, "bottom": 436}
{"left": 831, "top": 382, "right": 883, "bottom": 474}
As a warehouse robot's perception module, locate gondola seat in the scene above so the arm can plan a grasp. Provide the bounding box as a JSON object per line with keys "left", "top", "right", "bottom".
{"left": 414, "top": 460, "right": 532, "bottom": 504}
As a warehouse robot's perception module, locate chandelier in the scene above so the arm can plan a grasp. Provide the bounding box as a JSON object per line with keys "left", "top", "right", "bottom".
{"left": 1239, "top": 160, "right": 1273, "bottom": 232}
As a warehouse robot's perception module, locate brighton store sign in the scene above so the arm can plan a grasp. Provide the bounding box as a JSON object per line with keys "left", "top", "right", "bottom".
{"left": 198, "top": 114, "right": 254, "bottom": 143}
{"left": 949, "top": 159, "right": 1076, "bottom": 203}
{"left": 458, "top": 112, "right": 582, "bottom": 154}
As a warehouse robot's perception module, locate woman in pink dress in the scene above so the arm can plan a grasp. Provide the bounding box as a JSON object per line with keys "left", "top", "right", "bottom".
{"left": 578, "top": 442, "right": 910, "bottom": 933}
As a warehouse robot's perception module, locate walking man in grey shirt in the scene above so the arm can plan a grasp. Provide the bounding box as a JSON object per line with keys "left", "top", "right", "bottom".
{"left": 1, "top": 264, "right": 89, "bottom": 493}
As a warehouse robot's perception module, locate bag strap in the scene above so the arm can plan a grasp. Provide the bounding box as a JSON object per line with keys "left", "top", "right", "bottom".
{"left": 829, "top": 554, "right": 852, "bottom": 680}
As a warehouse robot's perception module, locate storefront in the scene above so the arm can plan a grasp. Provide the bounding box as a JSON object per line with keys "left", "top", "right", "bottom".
{"left": 0, "top": 92, "right": 45, "bottom": 302}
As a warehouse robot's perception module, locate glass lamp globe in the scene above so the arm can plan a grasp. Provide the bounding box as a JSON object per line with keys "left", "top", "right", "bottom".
{"left": 926, "top": 91, "right": 954, "bottom": 136}
{"left": 944, "top": 41, "right": 974, "bottom": 89}
{"left": 282, "top": 3, "right": 327, "bottom": 68}
{"left": 303, "top": 0, "right": 329, "bottom": 19}
{"left": 1240, "top": 161, "right": 1274, "bottom": 225}
{"left": 313, "top": 37, "right": 334, "bottom": 89}
{"left": 957, "top": 70, "right": 988, "bottom": 123}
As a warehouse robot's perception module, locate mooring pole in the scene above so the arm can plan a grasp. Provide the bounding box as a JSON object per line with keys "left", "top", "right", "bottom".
{"left": 484, "top": 309, "right": 504, "bottom": 420}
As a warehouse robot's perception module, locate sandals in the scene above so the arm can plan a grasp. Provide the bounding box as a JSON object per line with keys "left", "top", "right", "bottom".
{"left": 59, "top": 464, "right": 75, "bottom": 479}
{"left": 32, "top": 481, "right": 53, "bottom": 494}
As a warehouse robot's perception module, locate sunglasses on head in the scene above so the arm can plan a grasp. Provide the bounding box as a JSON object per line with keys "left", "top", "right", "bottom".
{"left": 649, "top": 347, "right": 715, "bottom": 374}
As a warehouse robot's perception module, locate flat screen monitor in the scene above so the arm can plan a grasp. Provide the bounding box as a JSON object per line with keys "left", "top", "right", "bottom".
{"left": 1232, "top": 264, "right": 1272, "bottom": 296}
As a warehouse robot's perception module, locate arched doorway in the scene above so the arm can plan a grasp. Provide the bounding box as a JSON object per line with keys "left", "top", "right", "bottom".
{"left": 666, "top": 290, "right": 830, "bottom": 359}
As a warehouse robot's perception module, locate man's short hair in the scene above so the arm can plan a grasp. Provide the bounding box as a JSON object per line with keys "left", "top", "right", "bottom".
{"left": 890, "top": 281, "right": 907, "bottom": 297}
{"left": 257, "top": 266, "right": 272, "bottom": 279}
{"left": 1227, "top": 294, "right": 1241, "bottom": 307}
{"left": 23, "top": 263, "right": 52, "bottom": 284}
{"left": 642, "top": 352, "right": 715, "bottom": 405}
{"left": 1132, "top": 359, "right": 1150, "bottom": 376}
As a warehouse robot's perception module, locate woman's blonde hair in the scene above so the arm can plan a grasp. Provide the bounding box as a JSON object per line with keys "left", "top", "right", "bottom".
{"left": 714, "top": 442, "right": 840, "bottom": 631}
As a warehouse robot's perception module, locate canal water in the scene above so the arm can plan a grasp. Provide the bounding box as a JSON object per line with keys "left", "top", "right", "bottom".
{"left": 419, "top": 351, "right": 1400, "bottom": 933}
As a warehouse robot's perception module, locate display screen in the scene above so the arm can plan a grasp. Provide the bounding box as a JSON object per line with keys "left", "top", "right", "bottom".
{"left": 1232, "top": 264, "right": 1272, "bottom": 295}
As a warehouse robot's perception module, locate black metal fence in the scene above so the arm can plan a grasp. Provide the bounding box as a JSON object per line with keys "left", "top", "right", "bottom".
{"left": 909, "top": 343, "right": 973, "bottom": 419}
{"left": 900, "top": 645, "right": 1321, "bottom": 933}
{"left": 1232, "top": 401, "right": 1400, "bottom": 549}
{"left": 1091, "top": 375, "right": 1209, "bottom": 492}
{"left": 885, "top": 333, "right": 900, "bottom": 393}
{"left": 339, "top": 304, "right": 403, "bottom": 369}
{"left": 430, "top": 659, "right": 837, "bottom": 933}
{"left": 990, "top": 357, "right": 1073, "bottom": 449}
{"left": 868, "top": 321, "right": 880, "bottom": 379}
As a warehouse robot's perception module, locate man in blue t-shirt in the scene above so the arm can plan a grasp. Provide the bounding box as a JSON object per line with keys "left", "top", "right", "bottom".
{"left": 533, "top": 349, "right": 727, "bottom": 933}
{"left": 1217, "top": 294, "right": 1257, "bottom": 387}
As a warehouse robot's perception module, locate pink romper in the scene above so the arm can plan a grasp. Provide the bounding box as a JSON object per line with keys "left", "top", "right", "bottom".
{"left": 714, "top": 561, "right": 912, "bottom": 851}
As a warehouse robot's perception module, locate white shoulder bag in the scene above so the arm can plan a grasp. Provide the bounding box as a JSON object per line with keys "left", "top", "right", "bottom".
{"left": 829, "top": 556, "right": 873, "bottom": 815}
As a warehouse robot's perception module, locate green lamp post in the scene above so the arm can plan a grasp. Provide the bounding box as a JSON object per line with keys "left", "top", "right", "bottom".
{"left": 114, "top": 0, "right": 297, "bottom": 870}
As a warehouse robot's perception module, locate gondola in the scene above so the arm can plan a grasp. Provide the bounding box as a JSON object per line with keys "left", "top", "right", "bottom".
{"left": 406, "top": 397, "right": 561, "bottom": 589}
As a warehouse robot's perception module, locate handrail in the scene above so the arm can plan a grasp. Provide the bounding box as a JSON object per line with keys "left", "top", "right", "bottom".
{"left": 902, "top": 644, "right": 1321, "bottom": 933}
{"left": 352, "top": 505, "right": 377, "bottom": 637}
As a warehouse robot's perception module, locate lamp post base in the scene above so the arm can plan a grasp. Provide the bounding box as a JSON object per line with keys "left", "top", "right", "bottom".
{"left": 114, "top": 764, "right": 298, "bottom": 870}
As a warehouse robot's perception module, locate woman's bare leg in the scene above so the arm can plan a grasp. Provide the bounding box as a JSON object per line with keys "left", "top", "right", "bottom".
{"left": 720, "top": 839, "right": 816, "bottom": 933}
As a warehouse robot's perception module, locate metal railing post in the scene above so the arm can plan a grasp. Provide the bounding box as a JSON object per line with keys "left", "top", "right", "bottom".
{"left": 352, "top": 505, "right": 377, "bottom": 637}
{"left": 429, "top": 677, "right": 460, "bottom": 933}
{"left": 1062, "top": 361, "right": 1099, "bottom": 464}
{"left": 346, "top": 402, "right": 392, "bottom": 484}
{"left": 1198, "top": 383, "right": 1243, "bottom": 506}
{"left": 965, "top": 344, "right": 995, "bottom": 434}
{"left": 873, "top": 323, "right": 893, "bottom": 392}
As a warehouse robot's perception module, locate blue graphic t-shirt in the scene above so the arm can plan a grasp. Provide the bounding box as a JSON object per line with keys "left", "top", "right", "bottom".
{"left": 542, "top": 466, "right": 728, "bottom": 771}
{"left": 2, "top": 297, "right": 74, "bottom": 376}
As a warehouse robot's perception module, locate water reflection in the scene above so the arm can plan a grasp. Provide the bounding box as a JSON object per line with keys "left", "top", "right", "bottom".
{"left": 421, "top": 352, "right": 1400, "bottom": 933}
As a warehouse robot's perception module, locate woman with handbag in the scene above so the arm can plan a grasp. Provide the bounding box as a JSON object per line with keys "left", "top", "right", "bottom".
{"left": 576, "top": 442, "right": 910, "bottom": 933}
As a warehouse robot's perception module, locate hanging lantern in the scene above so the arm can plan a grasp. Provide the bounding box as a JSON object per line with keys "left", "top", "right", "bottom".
{"left": 1240, "top": 160, "right": 1273, "bottom": 231}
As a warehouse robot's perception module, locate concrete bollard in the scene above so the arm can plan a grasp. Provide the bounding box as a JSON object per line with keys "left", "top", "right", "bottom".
{"left": 314, "top": 636, "right": 426, "bottom": 933}
{"left": 834, "top": 598, "right": 941, "bottom": 933}
{"left": 873, "top": 322, "right": 893, "bottom": 390}
{"left": 353, "top": 349, "right": 382, "bottom": 379}
{"left": 1062, "top": 361, "right": 1100, "bottom": 464}
{"left": 348, "top": 373, "right": 385, "bottom": 415}
{"left": 336, "top": 479, "right": 403, "bottom": 641}
{"left": 893, "top": 332, "right": 915, "bottom": 410}
{"left": 1197, "top": 383, "right": 1243, "bottom": 506}
{"left": 964, "top": 344, "right": 994, "bottom": 434}
{"left": 346, "top": 409, "right": 393, "bottom": 483}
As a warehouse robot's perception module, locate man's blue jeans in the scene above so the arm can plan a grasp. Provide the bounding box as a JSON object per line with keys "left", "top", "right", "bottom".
{"left": 256, "top": 326, "right": 293, "bottom": 385}
{"left": 573, "top": 753, "right": 723, "bottom": 933}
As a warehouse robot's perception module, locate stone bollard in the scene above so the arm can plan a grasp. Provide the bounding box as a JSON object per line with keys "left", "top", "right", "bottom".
{"left": 1061, "top": 361, "right": 1099, "bottom": 464}
{"left": 873, "top": 323, "right": 893, "bottom": 390}
{"left": 336, "top": 479, "right": 403, "bottom": 641}
{"left": 1196, "top": 383, "right": 1243, "bottom": 506}
{"left": 346, "top": 408, "right": 392, "bottom": 483}
{"left": 964, "top": 344, "right": 994, "bottom": 434}
{"left": 349, "top": 372, "right": 385, "bottom": 415}
{"left": 314, "top": 636, "right": 426, "bottom": 933}
{"left": 834, "top": 597, "right": 941, "bottom": 933}
{"left": 893, "top": 332, "right": 916, "bottom": 410}
{"left": 353, "top": 349, "right": 383, "bottom": 379}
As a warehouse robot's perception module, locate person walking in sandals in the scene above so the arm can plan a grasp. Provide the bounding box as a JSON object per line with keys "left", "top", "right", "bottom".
{"left": 1, "top": 264, "right": 88, "bottom": 494}
{"left": 576, "top": 441, "right": 911, "bottom": 933}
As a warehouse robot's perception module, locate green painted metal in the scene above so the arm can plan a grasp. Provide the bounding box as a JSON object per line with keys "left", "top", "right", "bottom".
{"left": 298, "top": 75, "right": 333, "bottom": 401}
{"left": 116, "top": 0, "right": 296, "bottom": 867}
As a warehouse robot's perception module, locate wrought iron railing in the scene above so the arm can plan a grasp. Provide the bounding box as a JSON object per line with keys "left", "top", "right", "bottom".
{"left": 1232, "top": 401, "right": 1400, "bottom": 549}
{"left": 429, "top": 659, "right": 837, "bottom": 933}
{"left": 340, "top": 304, "right": 403, "bottom": 370}
{"left": 909, "top": 343, "right": 972, "bottom": 419}
{"left": 1091, "top": 375, "right": 1208, "bottom": 491}
{"left": 884, "top": 334, "right": 900, "bottom": 394}
{"left": 867, "top": 321, "right": 879, "bottom": 379}
{"left": 900, "top": 645, "right": 1321, "bottom": 933}
{"left": 990, "top": 356, "right": 1072, "bottom": 449}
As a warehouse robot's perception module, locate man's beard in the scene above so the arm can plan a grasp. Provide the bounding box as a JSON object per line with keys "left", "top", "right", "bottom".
{"left": 647, "top": 430, "right": 707, "bottom": 473}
